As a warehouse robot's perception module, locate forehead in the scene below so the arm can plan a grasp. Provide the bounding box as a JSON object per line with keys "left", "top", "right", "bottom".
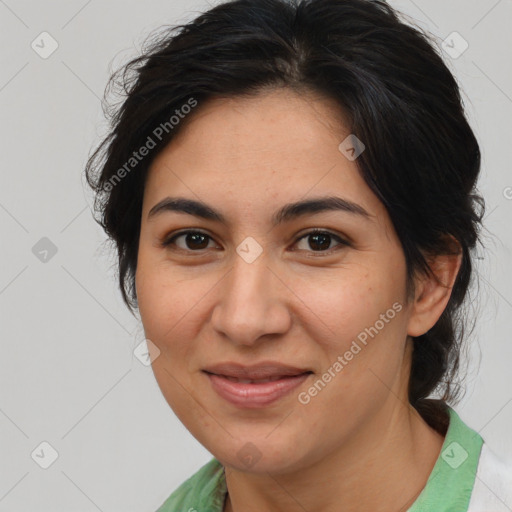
{"left": 143, "top": 88, "right": 387, "bottom": 226}
{"left": 156, "top": 88, "right": 347, "bottom": 165}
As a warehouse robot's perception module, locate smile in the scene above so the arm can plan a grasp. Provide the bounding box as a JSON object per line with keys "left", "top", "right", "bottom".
{"left": 203, "top": 370, "right": 312, "bottom": 408}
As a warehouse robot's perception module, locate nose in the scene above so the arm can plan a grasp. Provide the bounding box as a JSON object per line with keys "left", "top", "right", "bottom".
{"left": 210, "top": 253, "right": 292, "bottom": 347}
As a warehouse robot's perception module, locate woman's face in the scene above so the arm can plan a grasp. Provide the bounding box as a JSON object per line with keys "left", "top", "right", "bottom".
{"left": 135, "top": 88, "right": 418, "bottom": 474}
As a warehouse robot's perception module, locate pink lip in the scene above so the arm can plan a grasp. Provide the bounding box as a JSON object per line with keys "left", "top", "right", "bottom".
{"left": 202, "top": 361, "right": 313, "bottom": 408}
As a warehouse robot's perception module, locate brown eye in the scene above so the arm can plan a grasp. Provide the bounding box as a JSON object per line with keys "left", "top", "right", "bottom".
{"left": 293, "top": 229, "right": 350, "bottom": 254}
{"left": 160, "top": 228, "right": 350, "bottom": 255}
{"left": 162, "top": 230, "right": 215, "bottom": 251}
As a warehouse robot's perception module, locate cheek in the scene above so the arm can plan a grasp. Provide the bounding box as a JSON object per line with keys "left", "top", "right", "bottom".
{"left": 136, "top": 263, "right": 205, "bottom": 417}
{"left": 305, "top": 258, "right": 408, "bottom": 392}
{"left": 135, "top": 259, "right": 213, "bottom": 365}
{"left": 305, "top": 262, "right": 405, "bottom": 345}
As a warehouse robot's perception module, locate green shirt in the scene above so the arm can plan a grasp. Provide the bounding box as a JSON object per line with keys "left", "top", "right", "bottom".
{"left": 154, "top": 407, "right": 489, "bottom": 512}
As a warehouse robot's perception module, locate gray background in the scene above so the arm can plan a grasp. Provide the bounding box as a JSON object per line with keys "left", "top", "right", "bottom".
{"left": 0, "top": 0, "right": 511, "bottom": 510}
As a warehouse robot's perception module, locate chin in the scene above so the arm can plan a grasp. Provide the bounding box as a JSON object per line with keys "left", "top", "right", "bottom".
{"left": 206, "top": 433, "right": 311, "bottom": 475}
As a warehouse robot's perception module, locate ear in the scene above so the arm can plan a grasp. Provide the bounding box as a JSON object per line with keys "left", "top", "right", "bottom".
{"left": 407, "top": 237, "right": 463, "bottom": 337}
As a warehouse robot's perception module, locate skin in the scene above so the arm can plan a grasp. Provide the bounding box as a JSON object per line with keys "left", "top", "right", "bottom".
{"left": 135, "top": 87, "right": 462, "bottom": 512}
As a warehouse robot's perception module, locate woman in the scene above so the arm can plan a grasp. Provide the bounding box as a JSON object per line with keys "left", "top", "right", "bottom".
{"left": 85, "top": 0, "right": 512, "bottom": 510}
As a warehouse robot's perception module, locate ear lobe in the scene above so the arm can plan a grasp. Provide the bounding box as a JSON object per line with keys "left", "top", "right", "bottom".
{"left": 407, "top": 237, "right": 463, "bottom": 337}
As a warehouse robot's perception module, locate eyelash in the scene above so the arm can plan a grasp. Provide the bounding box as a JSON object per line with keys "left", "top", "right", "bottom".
{"left": 160, "top": 228, "right": 350, "bottom": 256}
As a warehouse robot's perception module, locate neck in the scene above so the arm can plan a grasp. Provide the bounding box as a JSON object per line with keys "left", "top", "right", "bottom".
{"left": 223, "top": 402, "right": 445, "bottom": 512}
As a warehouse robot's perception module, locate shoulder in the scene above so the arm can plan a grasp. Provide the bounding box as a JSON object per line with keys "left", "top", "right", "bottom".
{"left": 154, "top": 458, "right": 226, "bottom": 512}
{"left": 468, "top": 443, "right": 512, "bottom": 511}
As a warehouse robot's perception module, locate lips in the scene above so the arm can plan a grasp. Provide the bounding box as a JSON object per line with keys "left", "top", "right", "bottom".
{"left": 221, "top": 374, "right": 286, "bottom": 384}
{"left": 202, "top": 362, "right": 313, "bottom": 408}
{"left": 203, "top": 361, "right": 312, "bottom": 380}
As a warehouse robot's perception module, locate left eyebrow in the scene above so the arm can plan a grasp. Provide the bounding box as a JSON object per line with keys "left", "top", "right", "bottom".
{"left": 272, "top": 196, "right": 374, "bottom": 225}
{"left": 147, "top": 196, "right": 374, "bottom": 225}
